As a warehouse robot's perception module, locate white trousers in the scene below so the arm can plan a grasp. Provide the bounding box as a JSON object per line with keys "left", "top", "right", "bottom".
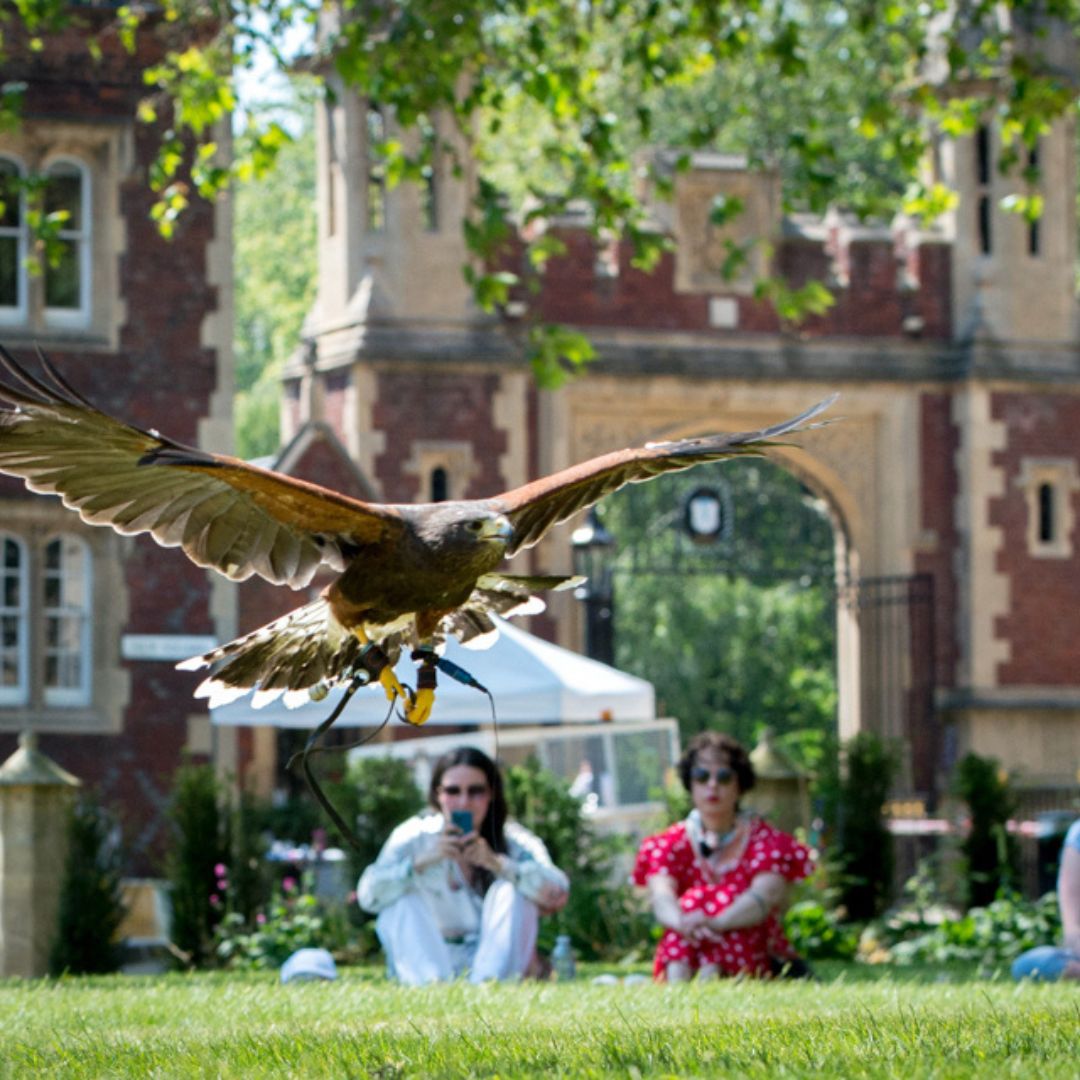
{"left": 375, "top": 880, "right": 539, "bottom": 986}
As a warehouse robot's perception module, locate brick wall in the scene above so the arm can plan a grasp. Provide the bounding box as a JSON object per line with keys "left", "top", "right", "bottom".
{"left": 992, "top": 392, "right": 1080, "bottom": 685}
{"left": 373, "top": 370, "right": 507, "bottom": 501}
{"left": 914, "top": 392, "right": 961, "bottom": 690}
{"left": 529, "top": 227, "right": 953, "bottom": 341}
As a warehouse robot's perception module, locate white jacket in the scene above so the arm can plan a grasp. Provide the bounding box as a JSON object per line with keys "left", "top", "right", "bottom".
{"left": 357, "top": 812, "right": 568, "bottom": 938}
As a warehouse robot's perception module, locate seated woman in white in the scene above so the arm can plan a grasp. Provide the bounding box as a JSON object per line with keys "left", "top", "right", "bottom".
{"left": 357, "top": 747, "right": 569, "bottom": 985}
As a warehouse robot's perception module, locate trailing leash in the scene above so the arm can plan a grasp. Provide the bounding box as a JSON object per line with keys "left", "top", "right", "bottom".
{"left": 288, "top": 647, "right": 499, "bottom": 852}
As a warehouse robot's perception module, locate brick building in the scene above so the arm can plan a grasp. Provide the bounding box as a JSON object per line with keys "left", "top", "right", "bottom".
{"left": 0, "top": 12, "right": 236, "bottom": 867}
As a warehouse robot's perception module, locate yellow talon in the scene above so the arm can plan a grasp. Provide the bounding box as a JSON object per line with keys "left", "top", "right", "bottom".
{"left": 404, "top": 687, "right": 436, "bottom": 726}
{"left": 378, "top": 663, "right": 411, "bottom": 706}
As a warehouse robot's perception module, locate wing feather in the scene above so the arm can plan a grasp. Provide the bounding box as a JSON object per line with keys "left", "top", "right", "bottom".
{"left": 0, "top": 346, "right": 405, "bottom": 587}
{"left": 492, "top": 396, "right": 837, "bottom": 553}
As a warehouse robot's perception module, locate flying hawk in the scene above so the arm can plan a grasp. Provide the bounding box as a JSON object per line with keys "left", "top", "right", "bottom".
{"left": 0, "top": 345, "right": 834, "bottom": 725}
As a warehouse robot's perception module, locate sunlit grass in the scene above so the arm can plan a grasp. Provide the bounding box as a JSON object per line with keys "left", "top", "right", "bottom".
{"left": 1, "top": 964, "right": 1076, "bottom": 1077}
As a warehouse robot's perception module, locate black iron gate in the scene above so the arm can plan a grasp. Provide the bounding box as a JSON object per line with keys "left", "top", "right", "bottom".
{"left": 840, "top": 574, "right": 939, "bottom": 807}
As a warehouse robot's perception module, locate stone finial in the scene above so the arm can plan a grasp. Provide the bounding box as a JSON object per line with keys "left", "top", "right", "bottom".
{"left": 0, "top": 731, "right": 81, "bottom": 788}
{"left": 749, "top": 727, "right": 805, "bottom": 780}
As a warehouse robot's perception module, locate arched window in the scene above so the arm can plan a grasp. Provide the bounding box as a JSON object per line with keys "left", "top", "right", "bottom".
{"left": 975, "top": 125, "right": 992, "bottom": 256}
{"left": 0, "top": 156, "right": 27, "bottom": 324}
{"left": 42, "top": 534, "right": 92, "bottom": 706}
{"left": 0, "top": 534, "right": 29, "bottom": 705}
{"left": 420, "top": 122, "right": 439, "bottom": 232}
{"left": 430, "top": 466, "right": 449, "bottom": 503}
{"left": 366, "top": 106, "right": 386, "bottom": 233}
{"left": 1027, "top": 141, "right": 1041, "bottom": 258}
{"left": 1037, "top": 482, "right": 1055, "bottom": 545}
{"left": 43, "top": 158, "right": 90, "bottom": 326}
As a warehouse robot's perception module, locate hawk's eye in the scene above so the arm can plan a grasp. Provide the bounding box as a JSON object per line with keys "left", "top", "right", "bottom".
{"left": 466, "top": 519, "right": 484, "bottom": 532}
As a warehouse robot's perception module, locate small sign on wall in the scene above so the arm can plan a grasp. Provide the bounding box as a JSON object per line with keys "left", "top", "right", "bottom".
{"left": 121, "top": 635, "right": 218, "bottom": 662}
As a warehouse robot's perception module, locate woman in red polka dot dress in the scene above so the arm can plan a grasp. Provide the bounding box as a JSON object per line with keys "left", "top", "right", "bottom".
{"left": 633, "top": 731, "right": 813, "bottom": 982}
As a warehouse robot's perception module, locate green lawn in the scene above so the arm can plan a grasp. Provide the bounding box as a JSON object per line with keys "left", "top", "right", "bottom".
{"left": 1, "top": 964, "right": 1076, "bottom": 1078}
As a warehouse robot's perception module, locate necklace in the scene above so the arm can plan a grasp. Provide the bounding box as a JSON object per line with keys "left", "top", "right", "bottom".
{"left": 700, "top": 818, "right": 740, "bottom": 859}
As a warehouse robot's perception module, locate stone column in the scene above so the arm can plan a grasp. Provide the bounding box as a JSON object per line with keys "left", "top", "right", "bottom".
{"left": 0, "top": 732, "right": 81, "bottom": 977}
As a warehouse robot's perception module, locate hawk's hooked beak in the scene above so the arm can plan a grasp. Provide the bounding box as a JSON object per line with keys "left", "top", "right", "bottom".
{"left": 481, "top": 515, "right": 513, "bottom": 544}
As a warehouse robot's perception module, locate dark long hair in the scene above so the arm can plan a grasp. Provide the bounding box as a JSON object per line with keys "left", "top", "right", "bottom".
{"left": 428, "top": 746, "right": 509, "bottom": 856}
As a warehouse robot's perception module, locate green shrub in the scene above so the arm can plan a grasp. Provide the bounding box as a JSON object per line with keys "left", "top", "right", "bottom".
{"left": 504, "top": 758, "right": 652, "bottom": 959}
{"left": 214, "top": 872, "right": 354, "bottom": 970}
{"left": 165, "top": 762, "right": 228, "bottom": 966}
{"left": 223, "top": 787, "right": 272, "bottom": 925}
{"left": 782, "top": 876, "right": 859, "bottom": 960}
{"left": 885, "top": 891, "right": 1060, "bottom": 966}
{"left": 48, "top": 796, "right": 127, "bottom": 975}
{"left": 783, "top": 898, "right": 859, "bottom": 960}
{"left": 953, "top": 752, "right": 1019, "bottom": 909}
{"left": 819, "top": 732, "right": 899, "bottom": 921}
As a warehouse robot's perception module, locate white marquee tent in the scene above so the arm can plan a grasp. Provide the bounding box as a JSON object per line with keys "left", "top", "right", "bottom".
{"left": 208, "top": 618, "right": 656, "bottom": 729}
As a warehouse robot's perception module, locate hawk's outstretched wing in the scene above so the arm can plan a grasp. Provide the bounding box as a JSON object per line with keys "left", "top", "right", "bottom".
{"left": 0, "top": 346, "right": 404, "bottom": 587}
{"left": 491, "top": 396, "right": 837, "bottom": 554}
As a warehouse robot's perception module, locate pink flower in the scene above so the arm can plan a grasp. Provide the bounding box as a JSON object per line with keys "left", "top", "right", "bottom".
{"left": 214, "top": 863, "right": 227, "bottom": 878}
{"left": 256, "top": 913, "right": 267, "bottom": 925}
{"left": 216, "top": 879, "right": 228, "bottom": 893}
{"left": 210, "top": 894, "right": 220, "bottom": 906}
{"left": 282, "top": 876, "right": 297, "bottom": 894}
{"left": 347, "top": 890, "right": 357, "bottom": 904}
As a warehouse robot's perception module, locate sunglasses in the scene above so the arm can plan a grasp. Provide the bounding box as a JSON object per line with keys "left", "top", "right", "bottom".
{"left": 439, "top": 784, "right": 490, "bottom": 798}
{"left": 690, "top": 765, "right": 736, "bottom": 786}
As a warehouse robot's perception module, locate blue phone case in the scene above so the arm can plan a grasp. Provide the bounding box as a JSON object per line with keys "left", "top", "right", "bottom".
{"left": 451, "top": 809, "right": 473, "bottom": 833}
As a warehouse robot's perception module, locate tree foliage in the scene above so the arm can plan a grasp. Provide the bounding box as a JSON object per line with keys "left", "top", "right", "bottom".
{"left": 3, "top": 1, "right": 1076, "bottom": 378}
{"left": 233, "top": 95, "right": 317, "bottom": 457}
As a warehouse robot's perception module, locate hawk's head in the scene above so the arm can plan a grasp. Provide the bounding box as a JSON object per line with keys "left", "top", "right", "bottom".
{"left": 409, "top": 504, "right": 513, "bottom": 557}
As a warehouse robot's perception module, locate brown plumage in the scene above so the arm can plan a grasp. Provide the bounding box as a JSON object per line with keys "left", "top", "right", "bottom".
{"left": 0, "top": 344, "right": 835, "bottom": 720}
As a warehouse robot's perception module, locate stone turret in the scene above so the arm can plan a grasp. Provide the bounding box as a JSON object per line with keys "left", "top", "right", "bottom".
{"left": 931, "top": 10, "right": 1080, "bottom": 347}
{"left": 306, "top": 50, "right": 487, "bottom": 367}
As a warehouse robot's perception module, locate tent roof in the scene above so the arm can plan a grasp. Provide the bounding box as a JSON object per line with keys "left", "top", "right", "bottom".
{"left": 209, "top": 618, "right": 655, "bottom": 729}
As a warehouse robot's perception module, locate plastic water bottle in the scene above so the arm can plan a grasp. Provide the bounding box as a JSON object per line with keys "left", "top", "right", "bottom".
{"left": 551, "top": 934, "right": 576, "bottom": 981}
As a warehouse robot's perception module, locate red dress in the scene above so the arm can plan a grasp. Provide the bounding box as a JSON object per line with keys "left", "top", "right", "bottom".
{"left": 632, "top": 817, "right": 812, "bottom": 980}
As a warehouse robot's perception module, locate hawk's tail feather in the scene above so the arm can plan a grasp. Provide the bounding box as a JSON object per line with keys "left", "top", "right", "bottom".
{"left": 177, "top": 597, "right": 397, "bottom": 710}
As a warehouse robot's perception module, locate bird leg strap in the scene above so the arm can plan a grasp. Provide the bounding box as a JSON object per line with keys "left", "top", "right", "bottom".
{"left": 350, "top": 633, "right": 416, "bottom": 714}
{"left": 406, "top": 646, "right": 439, "bottom": 726}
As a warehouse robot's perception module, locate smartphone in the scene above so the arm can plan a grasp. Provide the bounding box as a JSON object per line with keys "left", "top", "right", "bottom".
{"left": 450, "top": 809, "right": 473, "bottom": 834}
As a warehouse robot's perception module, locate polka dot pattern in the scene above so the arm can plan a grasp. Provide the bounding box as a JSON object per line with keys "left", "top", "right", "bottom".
{"left": 632, "top": 818, "right": 813, "bottom": 980}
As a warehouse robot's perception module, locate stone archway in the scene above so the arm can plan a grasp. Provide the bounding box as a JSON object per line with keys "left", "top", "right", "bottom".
{"left": 535, "top": 378, "right": 934, "bottom": 798}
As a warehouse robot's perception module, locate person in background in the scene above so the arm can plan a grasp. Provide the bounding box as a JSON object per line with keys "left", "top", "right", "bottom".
{"left": 1012, "top": 818, "right": 1080, "bottom": 981}
{"left": 357, "top": 746, "right": 569, "bottom": 985}
{"left": 633, "top": 730, "right": 813, "bottom": 981}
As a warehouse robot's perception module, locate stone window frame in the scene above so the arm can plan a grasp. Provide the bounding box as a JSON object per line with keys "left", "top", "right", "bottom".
{"left": 1015, "top": 457, "right": 1080, "bottom": 559}
{"left": 0, "top": 501, "right": 129, "bottom": 734}
{"left": 0, "top": 152, "right": 92, "bottom": 333}
{"left": 0, "top": 121, "right": 127, "bottom": 348}
{"left": 403, "top": 441, "right": 477, "bottom": 503}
